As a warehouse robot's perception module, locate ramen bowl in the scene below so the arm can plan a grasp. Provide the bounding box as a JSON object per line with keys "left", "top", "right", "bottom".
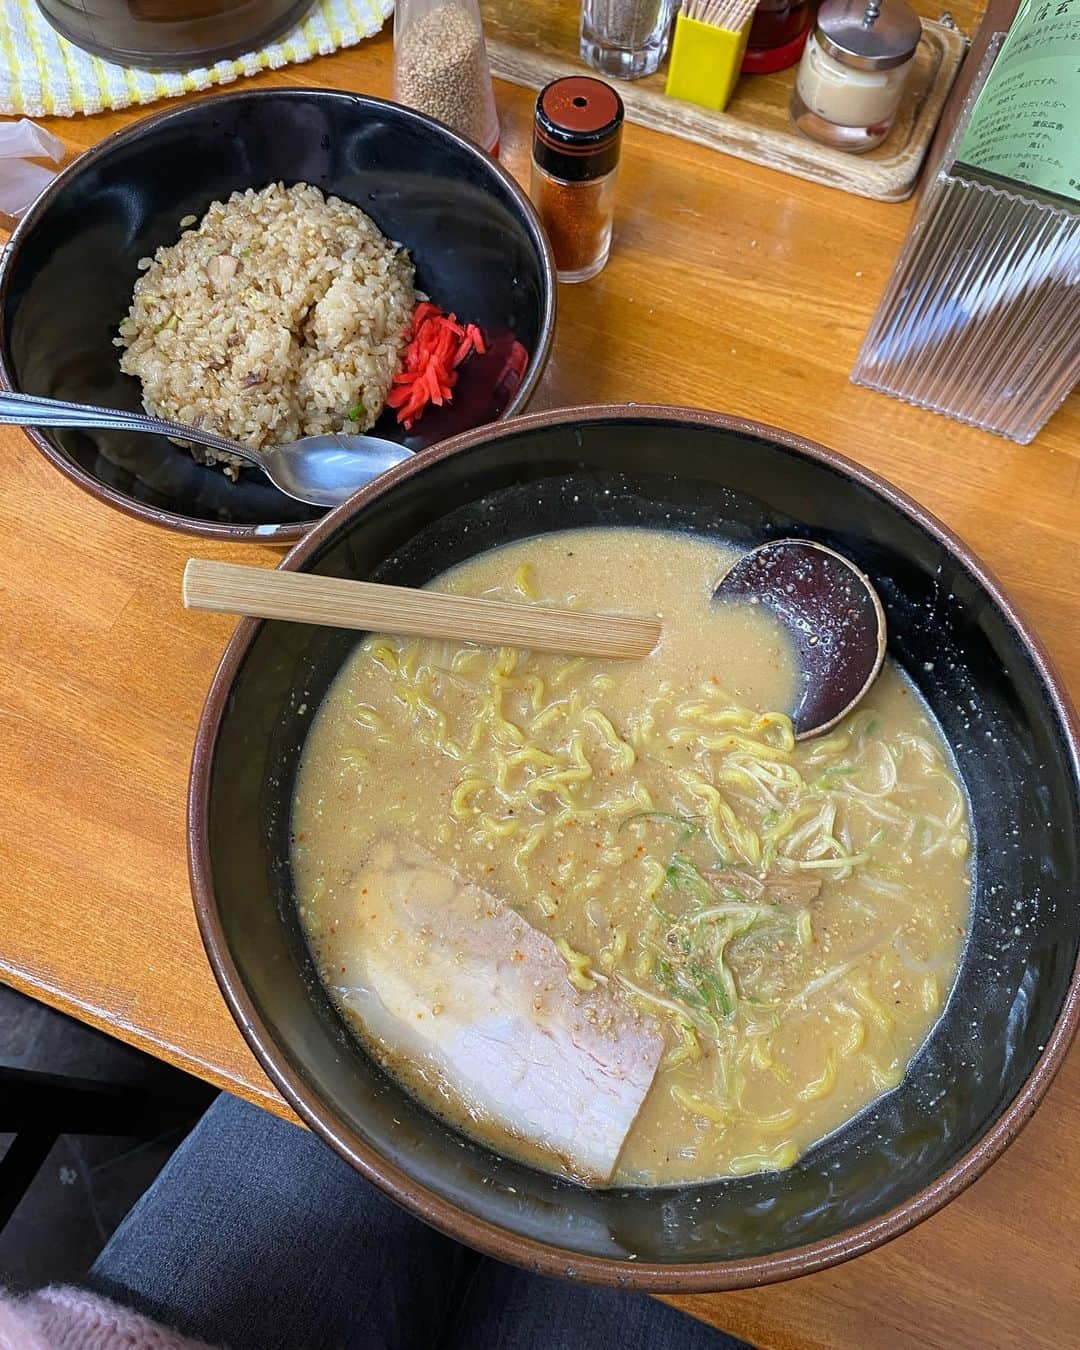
{"left": 189, "top": 407, "right": 1080, "bottom": 1290}
{"left": 0, "top": 88, "right": 554, "bottom": 543}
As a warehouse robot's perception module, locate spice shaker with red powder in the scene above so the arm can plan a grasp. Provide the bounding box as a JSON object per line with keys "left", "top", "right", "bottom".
{"left": 529, "top": 76, "right": 624, "bottom": 285}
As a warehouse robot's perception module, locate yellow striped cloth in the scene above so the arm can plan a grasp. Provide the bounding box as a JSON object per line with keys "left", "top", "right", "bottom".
{"left": 0, "top": 0, "right": 392, "bottom": 118}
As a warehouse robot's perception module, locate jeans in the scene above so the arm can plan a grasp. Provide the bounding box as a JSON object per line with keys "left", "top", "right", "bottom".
{"left": 88, "top": 1094, "right": 748, "bottom": 1350}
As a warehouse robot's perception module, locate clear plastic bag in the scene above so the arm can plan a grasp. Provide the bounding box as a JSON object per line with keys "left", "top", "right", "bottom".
{"left": 0, "top": 119, "right": 65, "bottom": 220}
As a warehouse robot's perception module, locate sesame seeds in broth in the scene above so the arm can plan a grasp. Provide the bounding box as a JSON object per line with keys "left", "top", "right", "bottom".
{"left": 292, "top": 528, "right": 970, "bottom": 1186}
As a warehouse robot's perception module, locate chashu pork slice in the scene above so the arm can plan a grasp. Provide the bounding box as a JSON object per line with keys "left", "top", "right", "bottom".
{"left": 329, "top": 836, "right": 664, "bottom": 1184}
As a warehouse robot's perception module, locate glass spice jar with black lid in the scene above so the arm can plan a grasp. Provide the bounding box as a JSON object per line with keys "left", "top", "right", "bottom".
{"left": 529, "top": 76, "right": 625, "bottom": 285}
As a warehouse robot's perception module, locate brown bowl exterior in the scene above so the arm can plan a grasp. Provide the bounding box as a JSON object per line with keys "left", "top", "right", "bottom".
{"left": 189, "top": 406, "right": 1080, "bottom": 1290}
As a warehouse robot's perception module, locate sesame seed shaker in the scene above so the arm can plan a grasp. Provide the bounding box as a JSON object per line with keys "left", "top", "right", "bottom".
{"left": 393, "top": 0, "right": 500, "bottom": 153}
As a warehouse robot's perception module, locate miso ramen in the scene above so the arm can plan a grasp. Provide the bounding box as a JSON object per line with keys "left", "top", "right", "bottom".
{"left": 293, "top": 529, "right": 970, "bottom": 1186}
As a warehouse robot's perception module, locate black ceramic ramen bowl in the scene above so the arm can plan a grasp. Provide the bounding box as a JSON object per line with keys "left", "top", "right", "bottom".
{"left": 189, "top": 407, "right": 1080, "bottom": 1291}
{"left": 0, "top": 88, "right": 555, "bottom": 543}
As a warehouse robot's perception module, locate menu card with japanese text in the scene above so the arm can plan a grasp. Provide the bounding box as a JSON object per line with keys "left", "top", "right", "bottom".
{"left": 955, "top": 0, "right": 1080, "bottom": 203}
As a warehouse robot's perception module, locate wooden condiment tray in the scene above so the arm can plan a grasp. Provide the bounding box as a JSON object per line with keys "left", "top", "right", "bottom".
{"left": 482, "top": 0, "right": 967, "bottom": 202}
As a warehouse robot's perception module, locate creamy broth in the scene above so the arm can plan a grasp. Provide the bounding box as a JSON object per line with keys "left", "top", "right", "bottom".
{"left": 293, "top": 528, "right": 970, "bottom": 1185}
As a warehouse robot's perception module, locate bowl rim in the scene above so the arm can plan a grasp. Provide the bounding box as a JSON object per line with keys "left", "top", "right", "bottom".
{"left": 188, "top": 403, "right": 1080, "bottom": 1292}
{"left": 0, "top": 85, "right": 557, "bottom": 545}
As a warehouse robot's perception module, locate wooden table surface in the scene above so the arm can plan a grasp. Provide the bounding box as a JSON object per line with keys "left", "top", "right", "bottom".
{"left": 2, "top": 16, "right": 1079, "bottom": 1350}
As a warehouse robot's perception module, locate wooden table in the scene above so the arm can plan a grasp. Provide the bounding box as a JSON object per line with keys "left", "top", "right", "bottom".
{"left": 2, "top": 17, "right": 1078, "bottom": 1350}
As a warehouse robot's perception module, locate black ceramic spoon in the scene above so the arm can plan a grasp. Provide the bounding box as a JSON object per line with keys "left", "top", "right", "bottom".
{"left": 714, "top": 539, "right": 886, "bottom": 740}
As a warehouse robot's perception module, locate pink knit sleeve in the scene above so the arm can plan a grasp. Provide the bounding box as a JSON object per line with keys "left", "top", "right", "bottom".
{"left": 0, "top": 1286, "right": 216, "bottom": 1350}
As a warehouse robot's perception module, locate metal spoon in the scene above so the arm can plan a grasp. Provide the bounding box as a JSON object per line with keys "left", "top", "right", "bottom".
{"left": 714, "top": 539, "right": 886, "bottom": 740}
{"left": 0, "top": 390, "right": 413, "bottom": 508}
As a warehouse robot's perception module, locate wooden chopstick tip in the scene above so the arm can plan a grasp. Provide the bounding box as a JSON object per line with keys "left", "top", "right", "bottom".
{"left": 181, "top": 558, "right": 197, "bottom": 608}
{"left": 182, "top": 557, "right": 212, "bottom": 609}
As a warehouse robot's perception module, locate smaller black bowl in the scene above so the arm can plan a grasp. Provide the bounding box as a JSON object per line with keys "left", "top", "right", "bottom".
{"left": 0, "top": 89, "right": 555, "bottom": 543}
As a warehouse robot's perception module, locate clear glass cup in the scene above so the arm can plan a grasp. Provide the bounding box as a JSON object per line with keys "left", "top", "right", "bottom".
{"left": 579, "top": 0, "right": 678, "bottom": 80}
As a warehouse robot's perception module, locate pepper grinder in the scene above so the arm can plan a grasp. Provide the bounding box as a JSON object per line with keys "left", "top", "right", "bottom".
{"left": 790, "top": 0, "right": 922, "bottom": 152}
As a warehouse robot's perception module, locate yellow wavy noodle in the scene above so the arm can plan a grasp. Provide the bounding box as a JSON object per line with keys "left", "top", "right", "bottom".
{"left": 526, "top": 779, "right": 576, "bottom": 809}
{"left": 555, "top": 938, "right": 596, "bottom": 991}
{"left": 797, "top": 1048, "right": 837, "bottom": 1102}
{"left": 675, "top": 702, "right": 755, "bottom": 729}
{"left": 351, "top": 705, "right": 386, "bottom": 734}
{"left": 599, "top": 928, "right": 628, "bottom": 970}
{"left": 867, "top": 1057, "right": 904, "bottom": 1091}
{"left": 728, "top": 1141, "right": 799, "bottom": 1174}
{"left": 552, "top": 657, "right": 586, "bottom": 687}
{"left": 397, "top": 684, "right": 464, "bottom": 761}
{"left": 834, "top": 1004, "right": 868, "bottom": 1058}
{"left": 717, "top": 764, "right": 773, "bottom": 800}
{"left": 641, "top": 859, "right": 668, "bottom": 903}
{"left": 749, "top": 1040, "right": 794, "bottom": 1087}
{"left": 559, "top": 787, "right": 653, "bottom": 826}
{"left": 450, "top": 778, "right": 487, "bottom": 817}
{"left": 756, "top": 1107, "right": 800, "bottom": 1133}
{"left": 491, "top": 758, "right": 513, "bottom": 794}
{"left": 514, "top": 563, "right": 538, "bottom": 598}
{"left": 543, "top": 761, "right": 592, "bottom": 788}
{"left": 466, "top": 717, "right": 486, "bottom": 754}
{"left": 805, "top": 728, "right": 852, "bottom": 762}
{"left": 488, "top": 684, "right": 525, "bottom": 747}
{"left": 763, "top": 802, "right": 821, "bottom": 846}
{"left": 677, "top": 773, "right": 761, "bottom": 864}
{"left": 744, "top": 758, "right": 804, "bottom": 793}
{"left": 677, "top": 730, "right": 794, "bottom": 764}
{"left": 754, "top": 712, "right": 796, "bottom": 751}
{"left": 476, "top": 813, "right": 519, "bottom": 841}
{"left": 850, "top": 979, "right": 894, "bottom": 1036}
{"left": 492, "top": 647, "right": 518, "bottom": 679}
{"left": 625, "top": 709, "right": 656, "bottom": 753}
{"left": 398, "top": 643, "right": 420, "bottom": 681}
{"left": 662, "top": 1023, "right": 702, "bottom": 1069}
{"left": 505, "top": 746, "right": 558, "bottom": 771}
{"left": 789, "top": 849, "right": 870, "bottom": 873}
{"left": 670, "top": 1083, "right": 731, "bottom": 1126}
{"left": 368, "top": 639, "right": 400, "bottom": 674}
{"left": 450, "top": 648, "right": 487, "bottom": 674}
{"left": 517, "top": 674, "right": 547, "bottom": 714}
{"left": 582, "top": 708, "right": 636, "bottom": 771}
